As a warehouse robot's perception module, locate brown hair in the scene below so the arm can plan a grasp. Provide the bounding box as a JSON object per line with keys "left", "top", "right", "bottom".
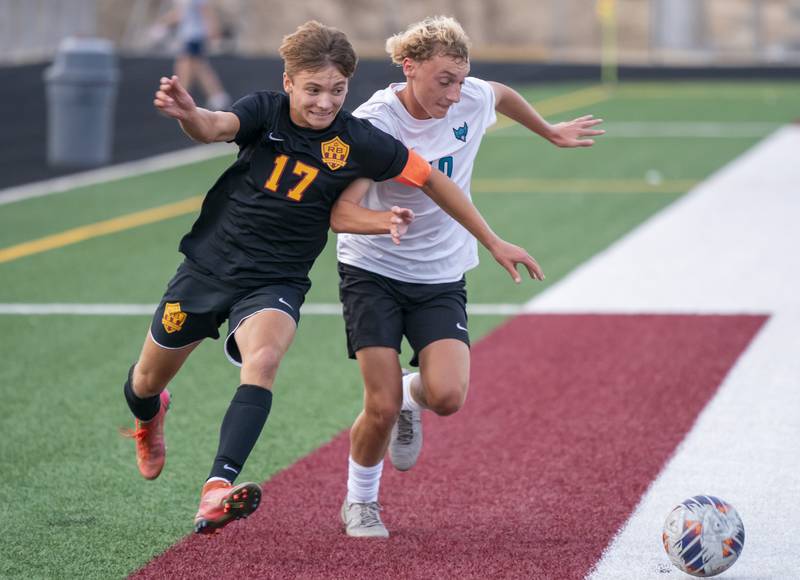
{"left": 279, "top": 21, "right": 358, "bottom": 78}
{"left": 385, "top": 16, "right": 470, "bottom": 65}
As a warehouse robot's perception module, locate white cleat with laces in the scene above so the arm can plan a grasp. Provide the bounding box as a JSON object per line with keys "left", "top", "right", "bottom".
{"left": 341, "top": 499, "right": 389, "bottom": 538}
{"left": 389, "top": 408, "right": 423, "bottom": 471}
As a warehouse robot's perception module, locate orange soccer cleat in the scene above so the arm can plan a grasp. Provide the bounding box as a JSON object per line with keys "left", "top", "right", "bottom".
{"left": 122, "top": 389, "right": 171, "bottom": 480}
{"left": 193, "top": 480, "right": 262, "bottom": 534}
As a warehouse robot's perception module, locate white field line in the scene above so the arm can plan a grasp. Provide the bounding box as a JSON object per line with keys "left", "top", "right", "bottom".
{"left": 488, "top": 121, "right": 780, "bottom": 139}
{"left": 0, "top": 302, "right": 523, "bottom": 316}
{"left": 0, "top": 143, "right": 235, "bottom": 206}
{"left": 520, "top": 126, "right": 800, "bottom": 579}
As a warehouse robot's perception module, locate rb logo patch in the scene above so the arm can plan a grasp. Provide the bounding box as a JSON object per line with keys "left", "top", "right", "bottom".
{"left": 162, "top": 302, "right": 187, "bottom": 334}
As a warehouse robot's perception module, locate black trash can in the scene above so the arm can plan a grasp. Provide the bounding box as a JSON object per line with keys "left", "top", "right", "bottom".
{"left": 44, "top": 37, "right": 119, "bottom": 167}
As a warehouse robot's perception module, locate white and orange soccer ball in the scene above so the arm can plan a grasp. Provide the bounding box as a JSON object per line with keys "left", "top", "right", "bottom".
{"left": 662, "top": 495, "right": 745, "bottom": 577}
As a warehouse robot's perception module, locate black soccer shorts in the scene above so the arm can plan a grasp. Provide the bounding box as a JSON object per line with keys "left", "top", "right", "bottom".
{"left": 149, "top": 260, "right": 309, "bottom": 366}
{"left": 338, "top": 262, "right": 470, "bottom": 367}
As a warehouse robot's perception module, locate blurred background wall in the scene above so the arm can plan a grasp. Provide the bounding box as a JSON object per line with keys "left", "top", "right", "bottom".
{"left": 2, "top": 0, "right": 800, "bottom": 66}
{"left": 1, "top": 0, "right": 798, "bottom": 190}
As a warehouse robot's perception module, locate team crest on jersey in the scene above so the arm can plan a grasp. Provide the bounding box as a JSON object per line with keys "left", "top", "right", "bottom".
{"left": 453, "top": 122, "right": 468, "bottom": 142}
{"left": 162, "top": 302, "right": 187, "bottom": 334}
{"left": 320, "top": 136, "right": 350, "bottom": 170}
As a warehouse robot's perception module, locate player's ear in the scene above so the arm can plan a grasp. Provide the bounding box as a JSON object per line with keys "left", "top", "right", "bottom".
{"left": 282, "top": 72, "right": 292, "bottom": 94}
{"left": 401, "top": 58, "right": 416, "bottom": 79}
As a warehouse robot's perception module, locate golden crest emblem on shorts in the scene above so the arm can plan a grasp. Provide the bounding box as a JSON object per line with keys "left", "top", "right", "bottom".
{"left": 320, "top": 136, "right": 350, "bottom": 171}
{"left": 162, "top": 302, "right": 187, "bottom": 334}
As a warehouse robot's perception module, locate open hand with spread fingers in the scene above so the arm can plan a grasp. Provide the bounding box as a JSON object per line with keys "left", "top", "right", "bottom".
{"left": 548, "top": 114, "right": 605, "bottom": 148}
{"left": 154, "top": 75, "right": 198, "bottom": 121}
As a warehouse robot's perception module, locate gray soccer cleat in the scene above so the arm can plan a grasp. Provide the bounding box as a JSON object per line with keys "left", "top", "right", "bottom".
{"left": 389, "top": 409, "right": 423, "bottom": 471}
{"left": 341, "top": 499, "right": 389, "bottom": 538}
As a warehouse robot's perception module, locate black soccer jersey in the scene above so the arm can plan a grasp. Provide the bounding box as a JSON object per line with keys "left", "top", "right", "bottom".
{"left": 178, "top": 91, "right": 411, "bottom": 286}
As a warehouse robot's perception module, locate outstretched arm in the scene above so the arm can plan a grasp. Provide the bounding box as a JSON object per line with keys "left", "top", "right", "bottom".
{"left": 154, "top": 75, "right": 238, "bottom": 143}
{"left": 331, "top": 178, "right": 415, "bottom": 245}
{"left": 421, "top": 169, "right": 544, "bottom": 283}
{"left": 489, "top": 81, "right": 605, "bottom": 147}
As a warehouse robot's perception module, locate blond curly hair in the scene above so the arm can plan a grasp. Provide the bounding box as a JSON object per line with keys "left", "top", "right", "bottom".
{"left": 385, "top": 16, "right": 471, "bottom": 65}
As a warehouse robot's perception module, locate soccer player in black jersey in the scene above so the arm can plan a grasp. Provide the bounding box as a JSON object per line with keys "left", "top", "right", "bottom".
{"left": 121, "top": 20, "right": 540, "bottom": 535}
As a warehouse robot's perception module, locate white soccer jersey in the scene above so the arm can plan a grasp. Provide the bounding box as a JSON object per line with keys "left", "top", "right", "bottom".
{"left": 336, "top": 77, "right": 496, "bottom": 283}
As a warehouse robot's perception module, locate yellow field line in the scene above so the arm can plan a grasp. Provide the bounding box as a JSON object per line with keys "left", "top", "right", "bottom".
{"left": 611, "top": 85, "right": 796, "bottom": 100}
{"left": 492, "top": 84, "right": 613, "bottom": 131}
{"left": 0, "top": 196, "right": 203, "bottom": 264}
{"left": 472, "top": 178, "right": 697, "bottom": 194}
{"left": 0, "top": 85, "right": 615, "bottom": 264}
{"left": 0, "top": 175, "right": 695, "bottom": 265}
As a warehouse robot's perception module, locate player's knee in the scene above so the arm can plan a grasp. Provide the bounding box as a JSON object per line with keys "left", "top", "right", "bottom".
{"left": 241, "top": 345, "right": 283, "bottom": 383}
{"left": 424, "top": 379, "right": 467, "bottom": 416}
{"left": 428, "top": 391, "right": 464, "bottom": 416}
{"left": 364, "top": 395, "right": 401, "bottom": 429}
{"left": 132, "top": 364, "right": 168, "bottom": 397}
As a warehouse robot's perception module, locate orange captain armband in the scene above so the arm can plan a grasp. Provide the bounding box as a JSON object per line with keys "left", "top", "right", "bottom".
{"left": 393, "top": 149, "right": 431, "bottom": 188}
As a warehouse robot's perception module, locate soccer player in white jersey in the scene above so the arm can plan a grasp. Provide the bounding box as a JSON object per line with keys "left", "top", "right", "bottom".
{"left": 332, "top": 16, "right": 604, "bottom": 537}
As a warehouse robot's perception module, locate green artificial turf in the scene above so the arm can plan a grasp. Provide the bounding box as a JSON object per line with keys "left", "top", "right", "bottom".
{"left": 1, "top": 80, "right": 798, "bottom": 579}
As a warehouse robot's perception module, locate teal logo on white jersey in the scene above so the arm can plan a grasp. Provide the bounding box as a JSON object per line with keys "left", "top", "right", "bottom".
{"left": 453, "top": 122, "right": 468, "bottom": 142}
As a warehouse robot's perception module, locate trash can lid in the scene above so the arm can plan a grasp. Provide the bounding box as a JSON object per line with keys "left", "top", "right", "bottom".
{"left": 44, "top": 36, "right": 119, "bottom": 84}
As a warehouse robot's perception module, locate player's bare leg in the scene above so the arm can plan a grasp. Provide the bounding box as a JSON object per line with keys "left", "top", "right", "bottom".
{"left": 175, "top": 55, "right": 229, "bottom": 110}
{"left": 195, "top": 59, "right": 230, "bottom": 110}
{"left": 415, "top": 339, "right": 470, "bottom": 414}
{"left": 342, "top": 346, "right": 402, "bottom": 538}
{"left": 174, "top": 56, "right": 195, "bottom": 99}
{"left": 390, "top": 339, "right": 470, "bottom": 471}
{"left": 235, "top": 310, "right": 296, "bottom": 389}
{"left": 351, "top": 347, "right": 404, "bottom": 465}
{"left": 194, "top": 310, "right": 295, "bottom": 534}
{"left": 133, "top": 333, "right": 199, "bottom": 397}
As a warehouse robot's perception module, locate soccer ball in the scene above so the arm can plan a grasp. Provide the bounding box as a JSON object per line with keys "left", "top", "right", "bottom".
{"left": 662, "top": 495, "right": 745, "bottom": 577}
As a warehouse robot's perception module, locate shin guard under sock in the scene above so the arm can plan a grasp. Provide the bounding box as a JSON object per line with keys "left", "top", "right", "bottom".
{"left": 123, "top": 364, "right": 161, "bottom": 422}
{"left": 208, "top": 384, "right": 273, "bottom": 482}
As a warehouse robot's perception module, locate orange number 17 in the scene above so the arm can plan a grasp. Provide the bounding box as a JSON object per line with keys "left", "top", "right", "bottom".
{"left": 264, "top": 154, "right": 319, "bottom": 202}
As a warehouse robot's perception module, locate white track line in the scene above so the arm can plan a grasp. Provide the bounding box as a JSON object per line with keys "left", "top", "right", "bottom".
{"left": 588, "top": 314, "right": 800, "bottom": 580}
{"left": 0, "top": 303, "right": 523, "bottom": 316}
{"left": 521, "top": 126, "right": 800, "bottom": 579}
{"left": 526, "top": 125, "right": 799, "bottom": 315}
{"left": 0, "top": 143, "right": 235, "bottom": 206}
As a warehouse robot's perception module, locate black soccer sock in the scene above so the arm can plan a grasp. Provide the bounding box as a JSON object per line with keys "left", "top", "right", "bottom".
{"left": 123, "top": 364, "right": 161, "bottom": 422}
{"left": 208, "top": 384, "right": 273, "bottom": 483}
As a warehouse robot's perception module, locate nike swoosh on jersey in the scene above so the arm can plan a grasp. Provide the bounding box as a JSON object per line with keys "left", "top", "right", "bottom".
{"left": 268, "top": 132, "right": 284, "bottom": 141}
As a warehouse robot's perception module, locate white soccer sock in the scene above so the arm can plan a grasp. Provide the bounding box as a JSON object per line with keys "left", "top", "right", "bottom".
{"left": 402, "top": 372, "right": 424, "bottom": 412}
{"left": 346, "top": 456, "right": 383, "bottom": 504}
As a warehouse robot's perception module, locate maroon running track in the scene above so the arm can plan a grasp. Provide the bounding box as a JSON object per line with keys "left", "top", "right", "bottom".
{"left": 131, "top": 314, "right": 766, "bottom": 580}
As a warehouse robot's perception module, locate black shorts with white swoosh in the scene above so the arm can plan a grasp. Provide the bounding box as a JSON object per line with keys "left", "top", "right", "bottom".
{"left": 149, "top": 259, "right": 309, "bottom": 366}
{"left": 338, "top": 262, "right": 469, "bottom": 367}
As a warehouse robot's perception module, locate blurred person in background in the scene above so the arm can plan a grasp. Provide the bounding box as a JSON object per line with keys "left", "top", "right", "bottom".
{"left": 336, "top": 15, "right": 604, "bottom": 538}
{"left": 155, "top": 0, "right": 231, "bottom": 110}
